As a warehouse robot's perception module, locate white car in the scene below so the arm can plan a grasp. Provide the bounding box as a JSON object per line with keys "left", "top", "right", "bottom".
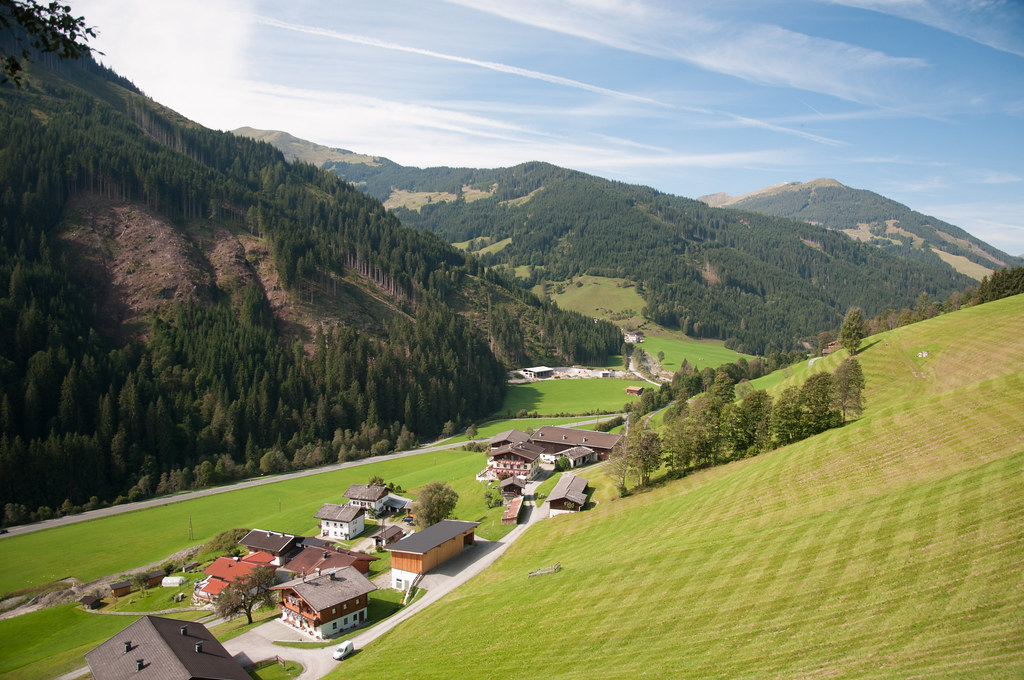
{"left": 332, "top": 640, "right": 354, "bottom": 661}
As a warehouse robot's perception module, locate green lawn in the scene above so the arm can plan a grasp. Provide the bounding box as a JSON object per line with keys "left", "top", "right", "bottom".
{"left": 0, "top": 604, "right": 131, "bottom": 680}
{"left": 639, "top": 333, "right": 755, "bottom": 372}
{"left": 0, "top": 450, "right": 488, "bottom": 596}
{"left": 500, "top": 378, "right": 640, "bottom": 416}
{"left": 105, "top": 581, "right": 197, "bottom": 613}
{"left": 328, "top": 294, "right": 1024, "bottom": 679}
{"left": 249, "top": 658, "right": 303, "bottom": 680}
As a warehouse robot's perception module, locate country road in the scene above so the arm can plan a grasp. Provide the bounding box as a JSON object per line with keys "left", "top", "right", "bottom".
{"left": 0, "top": 415, "right": 620, "bottom": 538}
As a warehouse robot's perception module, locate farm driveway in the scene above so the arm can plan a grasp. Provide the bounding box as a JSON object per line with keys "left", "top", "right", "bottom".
{"left": 227, "top": 478, "right": 549, "bottom": 679}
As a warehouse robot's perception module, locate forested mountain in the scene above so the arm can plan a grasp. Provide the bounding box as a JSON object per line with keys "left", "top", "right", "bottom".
{"left": 699, "top": 178, "right": 1020, "bottom": 278}
{"left": 242, "top": 132, "right": 973, "bottom": 355}
{"left": 0, "top": 57, "right": 620, "bottom": 522}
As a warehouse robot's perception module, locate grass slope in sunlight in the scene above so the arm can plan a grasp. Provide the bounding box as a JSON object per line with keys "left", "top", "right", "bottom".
{"left": 501, "top": 378, "right": 641, "bottom": 415}
{"left": 0, "top": 450, "right": 481, "bottom": 594}
{"left": 330, "top": 294, "right": 1024, "bottom": 679}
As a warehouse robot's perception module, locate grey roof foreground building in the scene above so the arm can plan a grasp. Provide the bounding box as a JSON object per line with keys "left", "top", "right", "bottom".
{"left": 85, "top": 616, "right": 249, "bottom": 680}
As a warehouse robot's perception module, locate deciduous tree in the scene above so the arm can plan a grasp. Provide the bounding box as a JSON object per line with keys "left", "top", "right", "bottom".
{"left": 214, "top": 565, "right": 276, "bottom": 624}
{"left": 840, "top": 308, "right": 865, "bottom": 355}
{"left": 412, "top": 481, "right": 458, "bottom": 528}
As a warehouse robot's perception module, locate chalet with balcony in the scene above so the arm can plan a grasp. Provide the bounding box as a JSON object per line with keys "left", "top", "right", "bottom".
{"left": 387, "top": 520, "right": 480, "bottom": 590}
{"left": 344, "top": 484, "right": 389, "bottom": 515}
{"left": 85, "top": 617, "right": 249, "bottom": 680}
{"left": 272, "top": 567, "right": 376, "bottom": 640}
{"left": 315, "top": 503, "right": 365, "bottom": 540}
{"left": 486, "top": 442, "right": 542, "bottom": 480}
{"left": 530, "top": 426, "right": 621, "bottom": 460}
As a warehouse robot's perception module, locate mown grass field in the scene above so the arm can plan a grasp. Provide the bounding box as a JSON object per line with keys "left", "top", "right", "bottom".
{"left": 330, "top": 294, "right": 1024, "bottom": 679}
{"left": 442, "top": 416, "right": 621, "bottom": 445}
{"left": 639, "top": 333, "right": 755, "bottom": 372}
{"left": 0, "top": 450, "right": 488, "bottom": 595}
{"left": 500, "top": 378, "right": 640, "bottom": 415}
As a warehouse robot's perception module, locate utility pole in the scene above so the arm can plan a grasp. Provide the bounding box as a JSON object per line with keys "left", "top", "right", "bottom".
{"left": 188, "top": 515, "right": 193, "bottom": 541}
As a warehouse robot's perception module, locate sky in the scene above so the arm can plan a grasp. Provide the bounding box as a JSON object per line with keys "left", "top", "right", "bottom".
{"left": 70, "top": 0, "right": 1024, "bottom": 255}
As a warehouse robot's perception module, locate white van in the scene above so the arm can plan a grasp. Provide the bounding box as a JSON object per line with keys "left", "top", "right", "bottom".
{"left": 332, "top": 640, "right": 354, "bottom": 661}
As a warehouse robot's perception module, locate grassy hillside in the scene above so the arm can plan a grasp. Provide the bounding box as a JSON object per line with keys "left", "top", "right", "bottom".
{"left": 331, "top": 294, "right": 1024, "bottom": 679}
{"left": 501, "top": 379, "right": 642, "bottom": 416}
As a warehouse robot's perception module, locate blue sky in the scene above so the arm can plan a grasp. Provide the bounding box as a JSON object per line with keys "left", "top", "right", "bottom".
{"left": 72, "top": 0, "right": 1024, "bottom": 254}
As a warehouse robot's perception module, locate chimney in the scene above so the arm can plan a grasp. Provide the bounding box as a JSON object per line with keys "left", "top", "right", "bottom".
{"left": 315, "top": 567, "right": 321, "bottom": 577}
{"left": 562, "top": 435, "right": 567, "bottom": 440}
{"left": 194, "top": 642, "right": 203, "bottom": 654}
{"left": 123, "top": 641, "right": 131, "bottom": 654}
{"left": 179, "top": 625, "right": 188, "bottom": 636}
{"left": 135, "top": 660, "right": 144, "bottom": 672}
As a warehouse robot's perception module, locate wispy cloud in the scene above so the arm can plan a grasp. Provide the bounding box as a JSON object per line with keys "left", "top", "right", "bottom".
{"left": 447, "top": 0, "right": 928, "bottom": 106}
{"left": 252, "top": 15, "right": 668, "bottom": 108}
{"left": 821, "top": 0, "right": 1024, "bottom": 58}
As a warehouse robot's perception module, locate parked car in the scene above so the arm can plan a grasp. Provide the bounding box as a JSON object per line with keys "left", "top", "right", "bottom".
{"left": 332, "top": 640, "right": 354, "bottom": 661}
{"left": 402, "top": 516, "right": 414, "bottom": 524}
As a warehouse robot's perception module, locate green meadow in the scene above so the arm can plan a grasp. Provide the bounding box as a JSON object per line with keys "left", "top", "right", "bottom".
{"left": 500, "top": 378, "right": 641, "bottom": 415}
{"left": 330, "top": 294, "right": 1024, "bottom": 679}
{"left": 442, "top": 416, "right": 622, "bottom": 444}
{"left": 639, "top": 333, "right": 755, "bottom": 372}
{"left": 546, "top": 275, "right": 644, "bottom": 321}
{"left": 0, "top": 450, "right": 492, "bottom": 595}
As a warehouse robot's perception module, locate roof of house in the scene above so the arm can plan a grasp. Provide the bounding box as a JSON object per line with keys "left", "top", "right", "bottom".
{"left": 241, "top": 551, "right": 276, "bottom": 565}
{"left": 531, "top": 426, "right": 621, "bottom": 450}
{"left": 110, "top": 581, "right": 131, "bottom": 590}
{"left": 549, "top": 475, "right": 589, "bottom": 507}
{"left": 489, "top": 429, "right": 530, "bottom": 446}
{"left": 488, "top": 442, "right": 544, "bottom": 461}
{"left": 344, "top": 484, "right": 389, "bottom": 502}
{"left": 524, "top": 366, "right": 553, "bottom": 373}
{"left": 279, "top": 545, "right": 378, "bottom": 576}
{"left": 502, "top": 496, "right": 523, "bottom": 522}
{"left": 80, "top": 595, "right": 101, "bottom": 605}
{"left": 85, "top": 615, "right": 249, "bottom": 680}
{"left": 146, "top": 570, "right": 165, "bottom": 580}
{"left": 239, "top": 529, "right": 298, "bottom": 554}
{"left": 369, "top": 524, "right": 405, "bottom": 542}
{"left": 314, "top": 503, "right": 365, "bottom": 523}
{"left": 195, "top": 578, "right": 231, "bottom": 598}
{"left": 561, "top": 445, "right": 596, "bottom": 461}
{"left": 202, "top": 556, "right": 264, "bottom": 583}
{"left": 386, "top": 520, "right": 480, "bottom": 555}
{"left": 500, "top": 476, "right": 526, "bottom": 489}
{"left": 272, "top": 567, "right": 376, "bottom": 612}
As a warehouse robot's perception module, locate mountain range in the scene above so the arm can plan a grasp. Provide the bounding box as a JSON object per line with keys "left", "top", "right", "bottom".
{"left": 236, "top": 128, "right": 981, "bottom": 354}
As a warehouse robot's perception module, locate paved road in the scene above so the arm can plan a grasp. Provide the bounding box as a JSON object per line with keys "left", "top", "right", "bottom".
{"left": 225, "top": 478, "right": 550, "bottom": 680}
{"left": 1, "top": 417, "right": 617, "bottom": 539}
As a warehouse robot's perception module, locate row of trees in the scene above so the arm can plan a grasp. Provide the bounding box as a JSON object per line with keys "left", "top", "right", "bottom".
{"left": 608, "top": 358, "right": 865, "bottom": 493}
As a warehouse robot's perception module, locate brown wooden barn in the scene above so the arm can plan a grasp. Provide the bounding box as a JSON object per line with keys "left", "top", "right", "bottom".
{"left": 386, "top": 520, "right": 479, "bottom": 590}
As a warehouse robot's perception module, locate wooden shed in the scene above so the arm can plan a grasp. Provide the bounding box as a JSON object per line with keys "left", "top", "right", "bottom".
{"left": 109, "top": 581, "right": 131, "bottom": 598}
{"left": 386, "top": 520, "right": 479, "bottom": 590}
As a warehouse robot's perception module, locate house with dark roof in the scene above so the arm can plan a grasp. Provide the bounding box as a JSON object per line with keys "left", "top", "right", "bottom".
{"left": 548, "top": 475, "right": 589, "bottom": 516}
{"left": 530, "top": 426, "right": 621, "bottom": 460}
{"left": 489, "top": 429, "right": 530, "bottom": 450}
{"left": 272, "top": 567, "right": 376, "bottom": 640}
{"left": 80, "top": 595, "right": 102, "bottom": 610}
{"left": 144, "top": 570, "right": 166, "bottom": 588}
{"left": 387, "top": 520, "right": 480, "bottom": 590}
{"left": 109, "top": 581, "right": 131, "bottom": 598}
{"left": 277, "top": 544, "right": 378, "bottom": 579}
{"left": 344, "top": 484, "right": 389, "bottom": 515}
{"left": 486, "top": 442, "right": 543, "bottom": 480}
{"left": 85, "top": 616, "right": 249, "bottom": 680}
{"left": 369, "top": 524, "right": 405, "bottom": 551}
{"left": 500, "top": 475, "right": 526, "bottom": 499}
{"left": 315, "top": 503, "right": 365, "bottom": 540}
{"left": 238, "top": 529, "right": 300, "bottom": 565}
